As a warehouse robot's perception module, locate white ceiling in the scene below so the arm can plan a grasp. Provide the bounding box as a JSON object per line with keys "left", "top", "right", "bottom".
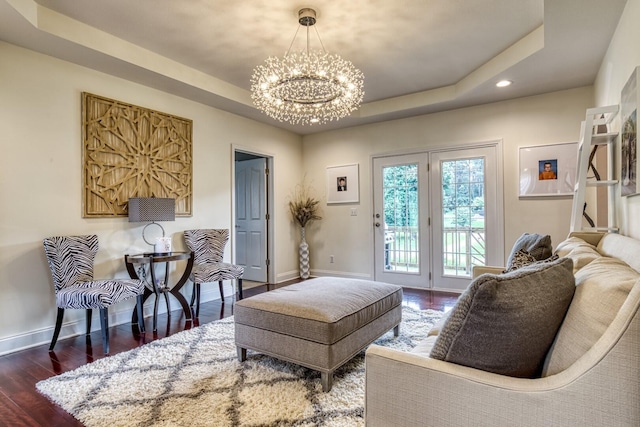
{"left": 0, "top": 0, "right": 628, "bottom": 135}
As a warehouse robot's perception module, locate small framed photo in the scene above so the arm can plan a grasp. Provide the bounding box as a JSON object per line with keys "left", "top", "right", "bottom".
{"left": 326, "top": 164, "right": 359, "bottom": 204}
{"left": 519, "top": 142, "right": 577, "bottom": 198}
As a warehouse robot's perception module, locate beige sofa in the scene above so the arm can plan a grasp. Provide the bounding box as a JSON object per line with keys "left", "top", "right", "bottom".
{"left": 365, "top": 232, "right": 640, "bottom": 426}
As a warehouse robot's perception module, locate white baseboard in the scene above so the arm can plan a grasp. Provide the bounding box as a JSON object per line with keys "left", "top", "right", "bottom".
{"left": 275, "top": 270, "right": 300, "bottom": 283}
{"left": 0, "top": 300, "right": 152, "bottom": 356}
{"left": 311, "top": 269, "right": 373, "bottom": 279}
{"left": 0, "top": 285, "right": 208, "bottom": 357}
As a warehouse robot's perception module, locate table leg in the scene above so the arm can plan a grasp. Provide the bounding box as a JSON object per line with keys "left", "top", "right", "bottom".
{"left": 149, "top": 260, "right": 161, "bottom": 331}
{"left": 167, "top": 252, "right": 194, "bottom": 321}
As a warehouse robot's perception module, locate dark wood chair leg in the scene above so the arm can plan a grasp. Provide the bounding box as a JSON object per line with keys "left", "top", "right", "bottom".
{"left": 136, "top": 294, "right": 145, "bottom": 333}
{"left": 98, "top": 307, "right": 110, "bottom": 354}
{"left": 218, "top": 280, "right": 224, "bottom": 302}
{"left": 193, "top": 283, "right": 202, "bottom": 318}
{"left": 190, "top": 282, "right": 197, "bottom": 307}
{"left": 85, "top": 308, "right": 92, "bottom": 335}
{"left": 49, "top": 308, "right": 65, "bottom": 351}
{"left": 237, "top": 278, "right": 243, "bottom": 300}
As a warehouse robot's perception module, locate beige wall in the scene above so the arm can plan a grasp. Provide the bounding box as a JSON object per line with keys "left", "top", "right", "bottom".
{"left": 594, "top": 0, "right": 640, "bottom": 239}
{"left": 302, "top": 87, "right": 594, "bottom": 280}
{"left": 0, "top": 41, "right": 303, "bottom": 354}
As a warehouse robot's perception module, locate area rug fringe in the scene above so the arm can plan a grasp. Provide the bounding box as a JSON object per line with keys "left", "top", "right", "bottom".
{"left": 37, "top": 306, "right": 442, "bottom": 427}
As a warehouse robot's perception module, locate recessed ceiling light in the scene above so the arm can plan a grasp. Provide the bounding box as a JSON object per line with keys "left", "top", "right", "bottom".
{"left": 496, "top": 80, "right": 512, "bottom": 88}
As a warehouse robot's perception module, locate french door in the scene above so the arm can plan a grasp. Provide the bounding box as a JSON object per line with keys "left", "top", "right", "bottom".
{"left": 430, "top": 146, "right": 503, "bottom": 292}
{"left": 373, "top": 154, "right": 430, "bottom": 287}
{"left": 373, "top": 144, "right": 503, "bottom": 291}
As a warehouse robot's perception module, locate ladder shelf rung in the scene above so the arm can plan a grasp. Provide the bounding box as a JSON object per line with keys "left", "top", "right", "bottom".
{"left": 581, "top": 227, "right": 620, "bottom": 233}
{"left": 586, "top": 180, "right": 618, "bottom": 187}
{"left": 590, "top": 132, "right": 618, "bottom": 145}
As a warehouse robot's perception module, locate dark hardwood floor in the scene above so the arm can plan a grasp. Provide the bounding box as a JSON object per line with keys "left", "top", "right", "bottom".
{"left": 0, "top": 281, "right": 459, "bottom": 427}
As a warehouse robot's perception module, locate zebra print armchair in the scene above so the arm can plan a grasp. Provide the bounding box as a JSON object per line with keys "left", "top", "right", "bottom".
{"left": 42, "top": 235, "right": 146, "bottom": 354}
{"left": 183, "top": 229, "right": 244, "bottom": 316}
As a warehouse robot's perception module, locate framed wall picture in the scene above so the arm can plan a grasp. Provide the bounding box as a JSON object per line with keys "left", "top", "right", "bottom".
{"left": 621, "top": 66, "right": 638, "bottom": 197}
{"left": 519, "top": 142, "right": 578, "bottom": 198}
{"left": 326, "top": 164, "right": 359, "bottom": 203}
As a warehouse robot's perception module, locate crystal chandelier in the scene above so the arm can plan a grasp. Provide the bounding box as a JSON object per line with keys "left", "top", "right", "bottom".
{"left": 251, "top": 8, "right": 364, "bottom": 126}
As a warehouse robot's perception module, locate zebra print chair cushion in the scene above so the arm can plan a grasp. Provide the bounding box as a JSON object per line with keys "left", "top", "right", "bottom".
{"left": 43, "top": 235, "right": 145, "bottom": 309}
{"left": 191, "top": 263, "right": 245, "bottom": 283}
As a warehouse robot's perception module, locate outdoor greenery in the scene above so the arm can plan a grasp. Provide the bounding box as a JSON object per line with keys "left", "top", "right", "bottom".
{"left": 382, "top": 159, "right": 485, "bottom": 230}
{"left": 383, "top": 165, "right": 418, "bottom": 228}
{"left": 441, "top": 158, "right": 485, "bottom": 228}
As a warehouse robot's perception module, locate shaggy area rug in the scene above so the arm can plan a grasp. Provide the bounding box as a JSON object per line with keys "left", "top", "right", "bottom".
{"left": 37, "top": 306, "right": 442, "bottom": 427}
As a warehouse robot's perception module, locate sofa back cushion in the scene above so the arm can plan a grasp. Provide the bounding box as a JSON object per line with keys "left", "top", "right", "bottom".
{"left": 554, "top": 236, "right": 601, "bottom": 273}
{"left": 542, "top": 256, "right": 640, "bottom": 375}
{"left": 597, "top": 233, "right": 640, "bottom": 273}
{"left": 430, "top": 257, "right": 575, "bottom": 378}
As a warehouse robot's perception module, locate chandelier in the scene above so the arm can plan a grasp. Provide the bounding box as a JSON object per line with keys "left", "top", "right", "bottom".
{"left": 250, "top": 8, "right": 364, "bottom": 126}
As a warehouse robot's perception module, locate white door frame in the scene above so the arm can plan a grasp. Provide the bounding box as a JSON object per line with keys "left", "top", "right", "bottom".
{"left": 232, "top": 145, "right": 275, "bottom": 285}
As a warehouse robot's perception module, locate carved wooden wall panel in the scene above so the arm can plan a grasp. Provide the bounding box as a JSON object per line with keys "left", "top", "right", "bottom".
{"left": 82, "top": 93, "right": 192, "bottom": 217}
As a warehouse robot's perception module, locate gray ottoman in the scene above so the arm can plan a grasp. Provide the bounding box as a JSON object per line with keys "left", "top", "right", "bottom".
{"left": 234, "top": 277, "right": 403, "bottom": 391}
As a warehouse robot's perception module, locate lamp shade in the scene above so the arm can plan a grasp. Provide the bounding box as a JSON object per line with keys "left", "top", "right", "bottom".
{"left": 128, "top": 197, "right": 175, "bottom": 222}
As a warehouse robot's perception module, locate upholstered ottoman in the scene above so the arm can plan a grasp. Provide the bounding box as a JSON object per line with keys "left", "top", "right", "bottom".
{"left": 234, "top": 277, "right": 403, "bottom": 391}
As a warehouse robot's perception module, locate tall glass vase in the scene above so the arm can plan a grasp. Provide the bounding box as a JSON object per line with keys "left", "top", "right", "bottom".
{"left": 299, "top": 227, "right": 310, "bottom": 279}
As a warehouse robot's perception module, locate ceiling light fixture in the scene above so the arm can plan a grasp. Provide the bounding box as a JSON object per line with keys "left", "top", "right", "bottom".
{"left": 496, "top": 80, "right": 512, "bottom": 88}
{"left": 250, "top": 8, "right": 364, "bottom": 126}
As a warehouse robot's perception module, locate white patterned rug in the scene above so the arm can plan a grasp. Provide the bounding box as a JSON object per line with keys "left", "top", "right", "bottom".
{"left": 37, "top": 306, "right": 442, "bottom": 427}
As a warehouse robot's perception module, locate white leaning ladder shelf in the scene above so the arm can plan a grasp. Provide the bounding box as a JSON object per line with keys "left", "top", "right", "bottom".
{"left": 570, "top": 105, "right": 620, "bottom": 233}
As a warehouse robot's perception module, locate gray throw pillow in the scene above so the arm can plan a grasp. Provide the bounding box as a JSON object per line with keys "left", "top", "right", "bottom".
{"left": 430, "top": 257, "right": 575, "bottom": 378}
{"left": 506, "top": 233, "right": 553, "bottom": 269}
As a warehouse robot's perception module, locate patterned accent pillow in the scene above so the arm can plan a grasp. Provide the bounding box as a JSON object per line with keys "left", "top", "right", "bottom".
{"left": 506, "top": 233, "right": 553, "bottom": 267}
{"left": 504, "top": 249, "right": 537, "bottom": 272}
{"left": 505, "top": 250, "right": 560, "bottom": 272}
{"left": 430, "top": 257, "right": 575, "bottom": 378}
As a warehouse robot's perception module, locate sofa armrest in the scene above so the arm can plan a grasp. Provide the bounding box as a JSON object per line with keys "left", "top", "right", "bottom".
{"left": 365, "top": 345, "right": 543, "bottom": 427}
{"left": 364, "top": 340, "right": 636, "bottom": 427}
{"left": 472, "top": 265, "right": 504, "bottom": 277}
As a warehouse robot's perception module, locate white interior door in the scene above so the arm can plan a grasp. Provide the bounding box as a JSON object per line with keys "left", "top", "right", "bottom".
{"left": 373, "top": 154, "right": 430, "bottom": 287}
{"left": 235, "top": 157, "right": 268, "bottom": 282}
{"left": 430, "top": 145, "right": 503, "bottom": 292}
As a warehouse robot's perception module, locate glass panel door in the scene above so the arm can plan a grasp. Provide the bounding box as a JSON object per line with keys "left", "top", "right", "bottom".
{"left": 431, "top": 145, "right": 503, "bottom": 292}
{"left": 373, "top": 154, "right": 429, "bottom": 287}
